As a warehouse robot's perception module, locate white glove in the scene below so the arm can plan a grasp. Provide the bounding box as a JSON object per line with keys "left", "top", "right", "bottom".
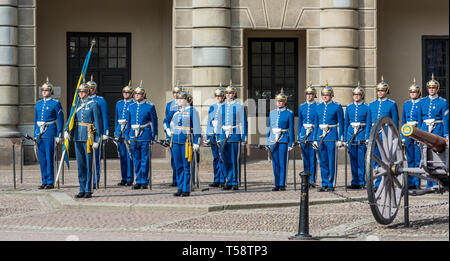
{"left": 55, "top": 137, "right": 62, "bottom": 144}
{"left": 193, "top": 144, "right": 200, "bottom": 152}
{"left": 92, "top": 142, "right": 99, "bottom": 150}
{"left": 288, "top": 146, "right": 293, "bottom": 152}
{"left": 166, "top": 129, "right": 172, "bottom": 137}
{"left": 337, "top": 141, "right": 344, "bottom": 148}
{"left": 204, "top": 140, "right": 211, "bottom": 145}
{"left": 64, "top": 131, "right": 70, "bottom": 140}
{"left": 102, "top": 135, "right": 109, "bottom": 141}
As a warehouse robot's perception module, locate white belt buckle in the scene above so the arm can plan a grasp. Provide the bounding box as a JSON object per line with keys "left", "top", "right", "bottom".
{"left": 319, "top": 124, "right": 329, "bottom": 131}
{"left": 118, "top": 120, "right": 127, "bottom": 126}
{"left": 37, "top": 121, "right": 46, "bottom": 128}
{"left": 424, "top": 119, "right": 435, "bottom": 126}
{"left": 132, "top": 125, "right": 140, "bottom": 131}
{"left": 407, "top": 121, "right": 418, "bottom": 127}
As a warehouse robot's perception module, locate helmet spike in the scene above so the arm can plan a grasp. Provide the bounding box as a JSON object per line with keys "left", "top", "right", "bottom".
{"left": 91, "top": 75, "right": 94, "bottom": 82}
{"left": 381, "top": 75, "right": 384, "bottom": 82}
{"left": 129, "top": 80, "right": 132, "bottom": 86}
{"left": 46, "top": 76, "right": 50, "bottom": 83}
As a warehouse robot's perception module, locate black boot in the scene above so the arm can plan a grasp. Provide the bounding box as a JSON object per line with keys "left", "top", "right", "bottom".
{"left": 272, "top": 187, "right": 280, "bottom": 191}
{"left": 181, "top": 192, "right": 190, "bottom": 197}
{"left": 84, "top": 192, "right": 93, "bottom": 198}
{"left": 38, "top": 184, "right": 46, "bottom": 190}
{"left": 45, "top": 184, "right": 54, "bottom": 190}
{"left": 117, "top": 181, "right": 127, "bottom": 186}
{"left": 75, "top": 192, "right": 85, "bottom": 198}
{"left": 133, "top": 184, "right": 142, "bottom": 190}
{"left": 173, "top": 190, "right": 182, "bottom": 197}
{"left": 209, "top": 183, "right": 220, "bottom": 188}
{"left": 141, "top": 184, "right": 148, "bottom": 189}
{"left": 222, "top": 185, "right": 232, "bottom": 191}
{"left": 279, "top": 187, "right": 286, "bottom": 191}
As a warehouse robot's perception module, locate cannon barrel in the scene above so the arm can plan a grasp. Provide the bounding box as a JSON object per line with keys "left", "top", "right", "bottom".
{"left": 401, "top": 124, "right": 447, "bottom": 153}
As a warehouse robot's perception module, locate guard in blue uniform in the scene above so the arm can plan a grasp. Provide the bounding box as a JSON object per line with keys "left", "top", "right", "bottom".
{"left": 87, "top": 76, "right": 110, "bottom": 188}
{"left": 298, "top": 82, "right": 319, "bottom": 187}
{"left": 266, "top": 89, "right": 295, "bottom": 191}
{"left": 64, "top": 82, "right": 101, "bottom": 199}
{"left": 114, "top": 81, "right": 135, "bottom": 186}
{"left": 34, "top": 78, "right": 64, "bottom": 190}
{"left": 314, "top": 83, "right": 344, "bottom": 192}
{"left": 164, "top": 91, "right": 201, "bottom": 197}
{"left": 126, "top": 82, "right": 158, "bottom": 190}
{"left": 366, "top": 76, "right": 399, "bottom": 188}
{"left": 344, "top": 83, "right": 369, "bottom": 189}
{"left": 217, "top": 82, "right": 248, "bottom": 191}
{"left": 401, "top": 78, "right": 423, "bottom": 189}
{"left": 205, "top": 86, "right": 225, "bottom": 188}
{"left": 418, "top": 74, "right": 449, "bottom": 188}
{"left": 164, "top": 85, "right": 184, "bottom": 187}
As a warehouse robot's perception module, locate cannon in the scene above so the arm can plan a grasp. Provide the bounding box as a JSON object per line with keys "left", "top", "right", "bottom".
{"left": 365, "top": 117, "right": 448, "bottom": 225}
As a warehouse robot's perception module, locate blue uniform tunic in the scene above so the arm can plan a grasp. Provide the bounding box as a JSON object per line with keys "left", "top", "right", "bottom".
{"left": 298, "top": 101, "right": 318, "bottom": 184}
{"left": 418, "top": 95, "right": 449, "bottom": 187}
{"left": 266, "top": 107, "right": 295, "bottom": 188}
{"left": 126, "top": 100, "right": 158, "bottom": 185}
{"left": 217, "top": 100, "right": 248, "bottom": 187}
{"left": 164, "top": 105, "right": 202, "bottom": 193}
{"left": 34, "top": 98, "right": 64, "bottom": 185}
{"left": 344, "top": 101, "right": 369, "bottom": 187}
{"left": 314, "top": 101, "right": 344, "bottom": 188}
{"left": 206, "top": 102, "right": 225, "bottom": 184}
{"left": 90, "top": 95, "right": 110, "bottom": 185}
{"left": 366, "top": 98, "right": 399, "bottom": 187}
{"left": 65, "top": 98, "right": 102, "bottom": 193}
{"left": 164, "top": 100, "right": 179, "bottom": 184}
{"left": 401, "top": 98, "right": 422, "bottom": 187}
{"left": 114, "top": 98, "right": 135, "bottom": 183}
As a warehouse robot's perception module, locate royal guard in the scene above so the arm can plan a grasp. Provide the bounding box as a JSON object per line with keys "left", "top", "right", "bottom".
{"left": 401, "top": 78, "right": 423, "bottom": 189}
{"left": 87, "top": 76, "right": 110, "bottom": 189}
{"left": 64, "top": 81, "right": 101, "bottom": 199}
{"left": 164, "top": 84, "right": 183, "bottom": 187}
{"left": 205, "top": 86, "right": 225, "bottom": 188}
{"left": 418, "top": 74, "right": 449, "bottom": 189}
{"left": 164, "top": 91, "right": 202, "bottom": 197}
{"left": 266, "top": 89, "right": 295, "bottom": 191}
{"left": 114, "top": 81, "right": 136, "bottom": 186}
{"left": 297, "top": 82, "right": 318, "bottom": 187}
{"left": 344, "top": 83, "right": 369, "bottom": 189}
{"left": 217, "top": 82, "right": 248, "bottom": 191}
{"left": 314, "top": 82, "right": 344, "bottom": 192}
{"left": 366, "top": 76, "right": 399, "bottom": 188}
{"left": 126, "top": 82, "right": 158, "bottom": 190}
{"left": 34, "top": 77, "right": 65, "bottom": 190}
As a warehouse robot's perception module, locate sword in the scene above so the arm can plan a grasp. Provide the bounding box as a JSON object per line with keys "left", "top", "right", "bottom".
{"left": 149, "top": 142, "right": 153, "bottom": 190}
{"left": 22, "top": 134, "right": 39, "bottom": 161}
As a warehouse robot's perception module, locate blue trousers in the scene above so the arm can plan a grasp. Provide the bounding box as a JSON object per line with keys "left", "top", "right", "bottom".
{"left": 301, "top": 142, "right": 317, "bottom": 184}
{"left": 405, "top": 141, "right": 421, "bottom": 187}
{"left": 318, "top": 141, "right": 337, "bottom": 188}
{"left": 118, "top": 142, "right": 134, "bottom": 183}
{"left": 93, "top": 144, "right": 101, "bottom": 185}
{"left": 211, "top": 144, "right": 224, "bottom": 183}
{"left": 271, "top": 143, "right": 288, "bottom": 187}
{"left": 37, "top": 138, "right": 55, "bottom": 185}
{"left": 172, "top": 143, "right": 191, "bottom": 193}
{"left": 348, "top": 143, "right": 366, "bottom": 186}
{"left": 131, "top": 141, "right": 150, "bottom": 185}
{"left": 74, "top": 141, "right": 93, "bottom": 193}
{"left": 221, "top": 142, "right": 240, "bottom": 186}
{"left": 170, "top": 147, "right": 177, "bottom": 184}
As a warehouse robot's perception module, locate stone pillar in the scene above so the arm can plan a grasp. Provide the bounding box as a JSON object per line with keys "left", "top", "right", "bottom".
{"left": 319, "top": 0, "right": 359, "bottom": 105}
{"left": 0, "top": 0, "right": 19, "bottom": 138}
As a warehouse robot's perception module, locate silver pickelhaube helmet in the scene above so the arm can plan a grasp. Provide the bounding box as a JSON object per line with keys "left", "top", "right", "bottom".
{"left": 352, "top": 82, "right": 365, "bottom": 99}
{"left": 78, "top": 78, "right": 90, "bottom": 92}
{"left": 225, "top": 80, "right": 238, "bottom": 97}
{"left": 134, "top": 80, "right": 147, "bottom": 99}
{"left": 275, "top": 88, "right": 288, "bottom": 103}
{"left": 321, "top": 81, "right": 334, "bottom": 98}
{"left": 176, "top": 90, "right": 189, "bottom": 100}
{"left": 408, "top": 78, "right": 421, "bottom": 97}
{"left": 376, "top": 75, "right": 390, "bottom": 94}
{"left": 215, "top": 83, "right": 225, "bottom": 97}
{"left": 122, "top": 80, "right": 133, "bottom": 94}
{"left": 173, "top": 82, "right": 183, "bottom": 94}
{"left": 87, "top": 75, "right": 97, "bottom": 90}
{"left": 41, "top": 77, "right": 54, "bottom": 95}
{"left": 426, "top": 74, "right": 440, "bottom": 91}
{"left": 305, "top": 81, "right": 317, "bottom": 98}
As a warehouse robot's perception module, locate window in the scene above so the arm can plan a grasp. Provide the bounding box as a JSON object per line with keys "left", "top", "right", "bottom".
{"left": 422, "top": 36, "right": 449, "bottom": 101}
{"left": 249, "top": 38, "right": 299, "bottom": 116}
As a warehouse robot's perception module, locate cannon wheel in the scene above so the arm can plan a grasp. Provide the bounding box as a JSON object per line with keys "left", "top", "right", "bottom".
{"left": 365, "top": 117, "right": 405, "bottom": 225}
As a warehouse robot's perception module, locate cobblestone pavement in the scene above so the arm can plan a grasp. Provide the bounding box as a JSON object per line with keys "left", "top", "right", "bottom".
{"left": 0, "top": 159, "right": 448, "bottom": 241}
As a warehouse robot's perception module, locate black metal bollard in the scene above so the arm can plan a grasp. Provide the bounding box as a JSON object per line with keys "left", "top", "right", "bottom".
{"left": 289, "top": 171, "right": 313, "bottom": 240}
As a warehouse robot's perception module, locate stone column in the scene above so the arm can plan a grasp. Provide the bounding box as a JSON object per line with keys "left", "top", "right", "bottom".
{"left": 0, "top": 0, "right": 19, "bottom": 138}
{"left": 319, "top": 0, "right": 359, "bottom": 105}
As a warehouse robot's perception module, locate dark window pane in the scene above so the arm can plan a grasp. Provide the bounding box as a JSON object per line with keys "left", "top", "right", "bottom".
{"left": 118, "top": 58, "right": 127, "bottom": 68}
{"left": 252, "top": 78, "right": 261, "bottom": 90}
{"left": 262, "top": 42, "right": 271, "bottom": 53}
{"left": 275, "top": 78, "right": 284, "bottom": 86}
{"left": 275, "top": 42, "right": 284, "bottom": 53}
{"left": 262, "top": 54, "right": 271, "bottom": 65}
{"left": 262, "top": 66, "right": 271, "bottom": 77}
{"left": 285, "top": 78, "right": 295, "bottom": 91}
{"left": 70, "top": 58, "right": 79, "bottom": 69}
{"left": 252, "top": 66, "right": 261, "bottom": 77}
{"left": 99, "top": 58, "right": 108, "bottom": 68}
{"left": 275, "top": 54, "right": 284, "bottom": 66}
{"left": 108, "top": 58, "right": 117, "bottom": 68}
{"left": 262, "top": 78, "right": 271, "bottom": 91}
{"left": 285, "top": 54, "right": 295, "bottom": 66}
{"left": 118, "top": 37, "right": 127, "bottom": 47}
{"left": 286, "top": 66, "right": 295, "bottom": 77}
{"left": 109, "top": 48, "right": 117, "bottom": 58}
{"left": 118, "top": 48, "right": 127, "bottom": 58}
{"left": 109, "top": 37, "right": 117, "bottom": 47}
{"left": 80, "top": 48, "right": 89, "bottom": 57}
{"left": 90, "top": 57, "right": 98, "bottom": 68}
{"left": 285, "top": 42, "right": 294, "bottom": 53}
{"left": 99, "top": 37, "right": 108, "bottom": 47}
{"left": 80, "top": 37, "right": 89, "bottom": 47}
{"left": 252, "top": 54, "right": 261, "bottom": 65}
{"left": 275, "top": 66, "right": 284, "bottom": 78}
{"left": 252, "top": 42, "right": 261, "bottom": 53}
{"left": 99, "top": 48, "right": 108, "bottom": 58}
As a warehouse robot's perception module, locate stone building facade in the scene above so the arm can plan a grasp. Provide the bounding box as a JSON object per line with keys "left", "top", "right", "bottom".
{"left": 0, "top": 0, "right": 448, "bottom": 164}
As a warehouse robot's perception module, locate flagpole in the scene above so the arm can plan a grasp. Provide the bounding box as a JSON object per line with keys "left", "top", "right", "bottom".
{"left": 55, "top": 40, "right": 95, "bottom": 185}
